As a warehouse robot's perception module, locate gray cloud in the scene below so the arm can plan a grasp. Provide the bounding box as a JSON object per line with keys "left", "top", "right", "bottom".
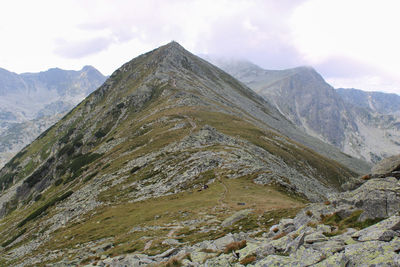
{"left": 50, "top": 0, "right": 399, "bottom": 92}
{"left": 314, "top": 56, "right": 381, "bottom": 79}
{"left": 54, "top": 36, "right": 114, "bottom": 59}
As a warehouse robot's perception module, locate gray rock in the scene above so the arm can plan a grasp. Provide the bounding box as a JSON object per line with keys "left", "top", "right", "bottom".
{"left": 220, "top": 209, "right": 252, "bottom": 227}
{"left": 255, "top": 255, "right": 295, "bottom": 267}
{"left": 156, "top": 248, "right": 179, "bottom": 258}
{"left": 331, "top": 178, "right": 400, "bottom": 220}
{"left": 213, "top": 233, "right": 236, "bottom": 250}
{"left": 352, "top": 216, "right": 400, "bottom": 242}
{"left": 310, "top": 240, "right": 345, "bottom": 255}
{"left": 313, "top": 252, "right": 348, "bottom": 267}
{"left": 344, "top": 240, "right": 400, "bottom": 266}
{"left": 162, "top": 239, "right": 181, "bottom": 246}
{"left": 304, "top": 232, "right": 328, "bottom": 244}
{"left": 293, "top": 246, "right": 325, "bottom": 266}
{"left": 284, "top": 232, "right": 305, "bottom": 254}
{"left": 89, "top": 242, "right": 113, "bottom": 254}
{"left": 372, "top": 154, "right": 400, "bottom": 176}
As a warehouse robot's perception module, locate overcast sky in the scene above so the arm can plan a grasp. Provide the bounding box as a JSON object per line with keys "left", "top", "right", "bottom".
{"left": 1, "top": 0, "right": 400, "bottom": 93}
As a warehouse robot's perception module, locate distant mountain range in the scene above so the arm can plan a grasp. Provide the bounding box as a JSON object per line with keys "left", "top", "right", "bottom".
{"left": 0, "top": 66, "right": 106, "bottom": 167}
{"left": 210, "top": 58, "right": 400, "bottom": 163}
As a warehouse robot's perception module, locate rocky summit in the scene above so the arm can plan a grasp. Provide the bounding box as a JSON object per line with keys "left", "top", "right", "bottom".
{"left": 0, "top": 42, "right": 389, "bottom": 266}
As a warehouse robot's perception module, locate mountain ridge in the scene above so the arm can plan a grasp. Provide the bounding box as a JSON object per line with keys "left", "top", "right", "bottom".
{"left": 0, "top": 42, "right": 367, "bottom": 265}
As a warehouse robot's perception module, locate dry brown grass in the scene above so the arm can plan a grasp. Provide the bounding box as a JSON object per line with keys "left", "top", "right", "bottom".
{"left": 361, "top": 174, "right": 371, "bottom": 180}
{"left": 224, "top": 240, "right": 247, "bottom": 253}
{"left": 272, "top": 232, "right": 287, "bottom": 240}
{"left": 200, "top": 248, "right": 218, "bottom": 253}
{"left": 324, "top": 200, "right": 331, "bottom": 205}
{"left": 240, "top": 255, "right": 257, "bottom": 265}
{"left": 291, "top": 233, "right": 299, "bottom": 239}
{"left": 306, "top": 210, "right": 313, "bottom": 217}
{"left": 272, "top": 227, "right": 279, "bottom": 233}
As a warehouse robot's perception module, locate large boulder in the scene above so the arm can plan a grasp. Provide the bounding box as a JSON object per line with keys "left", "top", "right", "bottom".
{"left": 351, "top": 216, "right": 400, "bottom": 242}
{"left": 330, "top": 177, "right": 400, "bottom": 220}
{"left": 372, "top": 154, "right": 400, "bottom": 176}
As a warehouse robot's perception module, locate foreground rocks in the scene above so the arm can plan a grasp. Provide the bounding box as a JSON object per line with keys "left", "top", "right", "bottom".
{"left": 78, "top": 172, "right": 400, "bottom": 267}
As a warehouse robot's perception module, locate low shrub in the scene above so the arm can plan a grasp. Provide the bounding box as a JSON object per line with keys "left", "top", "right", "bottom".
{"left": 102, "top": 163, "right": 111, "bottom": 170}
{"left": 94, "top": 130, "right": 107, "bottom": 138}
{"left": 130, "top": 166, "right": 141, "bottom": 174}
{"left": 17, "top": 190, "right": 73, "bottom": 228}
{"left": 54, "top": 178, "right": 63, "bottom": 186}
{"left": 84, "top": 172, "right": 98, "bottom": 183}
{"left": 70, "top": 153, "right": 102, "bottom": 174}
{"left": 24, "top": 157, "right": 55, "bottom": 188}
{"left": 1, "top": 228, "right": 26, "bottom": 247}
{"left": 321, "top": 210, "right": 384, "bottom": 232}
{"left": 58, "top": 144, "right": 75, "bottom": 157}
{"left": 34, "top": 194, "right": 42, "bottom": 202}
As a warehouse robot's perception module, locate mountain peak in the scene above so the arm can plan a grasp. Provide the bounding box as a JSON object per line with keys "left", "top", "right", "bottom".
{"left": 164, "top": 40, "right": 184, "bottom": 49}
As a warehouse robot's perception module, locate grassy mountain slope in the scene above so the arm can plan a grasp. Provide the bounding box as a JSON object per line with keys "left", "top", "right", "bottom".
{"left": 0, "top": 42, "right": 362, "bottom": 265}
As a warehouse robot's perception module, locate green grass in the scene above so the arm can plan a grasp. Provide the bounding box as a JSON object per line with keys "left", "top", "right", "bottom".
{"left": 37, "top": 177, "right": 303, "bottom": 258}
{"left": 321, "top": 210, "right": 384, "bottom": 236}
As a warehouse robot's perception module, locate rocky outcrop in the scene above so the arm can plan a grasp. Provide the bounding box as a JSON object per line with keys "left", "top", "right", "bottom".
{"left": 81, "top": 199, "right": 400, "bottom": 267}
{"left": 372, "top": 154, "right": 400, "bottom": 177}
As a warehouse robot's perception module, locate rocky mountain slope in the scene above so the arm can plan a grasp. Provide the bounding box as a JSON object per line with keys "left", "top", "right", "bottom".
{"left": 337, "top": 87, "right": 400, "bottom": 116}
{"left": 89, "top": 155, "right": 400, "bottom": 266}
{"left": 0, "top": 42, "right": 367, "bottom": 266}
{"left": 0, "top": 66, "right": 106, "bottom": 167}
{"left": 212, "top": 59, "right": 400, "bottom": 164}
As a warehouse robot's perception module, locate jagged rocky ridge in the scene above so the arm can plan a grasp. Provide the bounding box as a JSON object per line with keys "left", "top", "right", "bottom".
{"left": 81, "top": 155, "right": 400, "bottom": 267}
{"left": 0, "top": 42, "right": 369, "bottom": 265}
{"left": 337, "top": 88, "right": 400, "bottom": 116}
{"left": 210, "top": 59, "right": 400, "bottom": 164}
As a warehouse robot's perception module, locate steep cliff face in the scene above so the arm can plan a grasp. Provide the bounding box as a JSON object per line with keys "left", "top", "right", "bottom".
{"left": 337, "top": 88, "right": 400, "bottom": 116}
{"left": 213, "top": 58, "right": 400, "bottom": 164}
{"left": 0, "top": 42, "right": 364, "bottom": 265}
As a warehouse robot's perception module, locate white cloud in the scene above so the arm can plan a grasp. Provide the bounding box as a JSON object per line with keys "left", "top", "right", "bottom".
{"left": 290, "top": 0, "right": 400, "bottom": 92}
{"left": 1, "top": 0, "right": 400, "bottom": 93}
